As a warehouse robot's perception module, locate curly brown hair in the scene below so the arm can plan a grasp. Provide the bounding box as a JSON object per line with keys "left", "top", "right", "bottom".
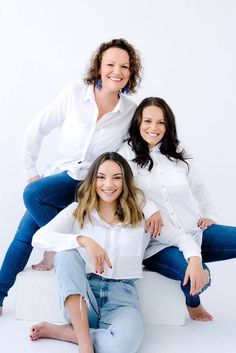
{"left": 84, "top": 38, "right": 142, "bottom": 94}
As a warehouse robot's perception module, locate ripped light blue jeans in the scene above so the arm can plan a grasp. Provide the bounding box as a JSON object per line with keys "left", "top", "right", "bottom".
{"left": 55, "top": 249, "right": 144, "bottom": 353}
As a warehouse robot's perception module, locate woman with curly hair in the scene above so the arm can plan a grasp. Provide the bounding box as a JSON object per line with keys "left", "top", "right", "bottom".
{"left": 0, "top": 38, "right": 143, "bottom": 316}
{"left": 30, "top": 152, "right": 155, "bottom": 353}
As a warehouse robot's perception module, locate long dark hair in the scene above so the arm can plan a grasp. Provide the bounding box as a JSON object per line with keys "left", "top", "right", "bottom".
{"left": 128, "top": 97, "right": 190, "bottom": 171}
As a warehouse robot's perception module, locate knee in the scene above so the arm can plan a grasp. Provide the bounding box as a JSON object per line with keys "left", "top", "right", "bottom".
{"left": 106, "top": 312, "right": 143, "bottom": 353}
{"left": 55, "top": 250, "right": 85, "bottom": 273}
{"left": 23, "top": 180, "right": 41, "bottom": 208}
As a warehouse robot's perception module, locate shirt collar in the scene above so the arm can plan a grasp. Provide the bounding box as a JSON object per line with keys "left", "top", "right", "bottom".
{"left": 83, "top": 84, "right": 96, "bottom": 103}
{"left": 83, "top": 84, "right": 124, "bottom": 114}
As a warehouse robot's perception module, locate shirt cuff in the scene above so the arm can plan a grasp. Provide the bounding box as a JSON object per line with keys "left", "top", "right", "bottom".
{"left": 142, "top": 200, "right": 159, "bottom": 219}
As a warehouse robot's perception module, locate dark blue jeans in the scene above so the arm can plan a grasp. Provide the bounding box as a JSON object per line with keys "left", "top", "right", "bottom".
{"left": 143, "top": 224, "right": 236, "bottom": 307}
{"left": 0, "top": 171, "right": 81, "bottom": 307}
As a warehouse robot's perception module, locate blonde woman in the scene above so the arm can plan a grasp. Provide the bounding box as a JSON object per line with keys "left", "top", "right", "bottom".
{"left": 30, "top": 152, "right": 158, "bottom": 353}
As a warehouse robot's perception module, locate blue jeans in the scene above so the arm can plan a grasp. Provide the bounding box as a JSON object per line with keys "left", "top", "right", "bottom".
{"left": 55, "top": 250, "right": 143, "bottom": 353}
{"left": 0, "top": 171, "right": 81, "bottom": 307}
{"left": 143, "top": 224, "right": 236, "bottom": 307}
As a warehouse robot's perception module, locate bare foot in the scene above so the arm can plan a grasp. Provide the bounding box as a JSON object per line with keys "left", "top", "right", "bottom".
{"left": 187, "top": 304, "right": 213, "bottom": 321}
{"left": 30, "top": 322, "right": 77, "bottom": 343}
{"left": 0, "top": 307, "right": 2, "bottom": 316}
{"left": 32, "top": 251, "right": 55, "bottom": 271}
{"left": 30, "top": 322, "right": 94, "bottom": 352}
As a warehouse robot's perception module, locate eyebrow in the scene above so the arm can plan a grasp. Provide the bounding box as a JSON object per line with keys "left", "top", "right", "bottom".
{"left": 143, "top": 116, "right": 165, "bottom": 121}
{"left": 106, "top": 60, "right": 130, "bottom": 65}
{"left": 97, "top": 172, "right": 123, "bottom": 176}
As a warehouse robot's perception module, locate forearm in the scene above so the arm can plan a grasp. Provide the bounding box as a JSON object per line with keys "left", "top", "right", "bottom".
{"left": 32, "top": 228, "right": 79, "bottom": 252}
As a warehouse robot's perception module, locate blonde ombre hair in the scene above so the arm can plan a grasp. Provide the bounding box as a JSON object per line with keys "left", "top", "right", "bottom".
{"left": 73, "top": 152, "right": 145, "bottom": 228}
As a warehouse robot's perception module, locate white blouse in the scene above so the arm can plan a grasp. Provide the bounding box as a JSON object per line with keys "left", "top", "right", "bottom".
{"left": 118, "top": 142, "right": 217, "bottom": 261}
{"left": 32, "top": 202, "right": 152, "bottom": 279}
{"left": 22, "top": 84, "right": 137, "bottom": 180}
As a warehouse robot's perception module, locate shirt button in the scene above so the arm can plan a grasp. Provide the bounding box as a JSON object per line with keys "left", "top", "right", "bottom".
{"left": 161, "top": 185, "right": 165, "bottom": 188}
{"left": 171, "top": 212, "right": 174, "bottom": 216}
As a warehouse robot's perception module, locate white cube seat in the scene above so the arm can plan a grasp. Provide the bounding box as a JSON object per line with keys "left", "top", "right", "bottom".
{"left": 15, "top": 267, "right": 186, "bottom": 325}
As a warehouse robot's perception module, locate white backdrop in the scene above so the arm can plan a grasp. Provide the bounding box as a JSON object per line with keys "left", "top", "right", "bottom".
{"left": 0, "top": 0, "right": 235, "bottom": 268}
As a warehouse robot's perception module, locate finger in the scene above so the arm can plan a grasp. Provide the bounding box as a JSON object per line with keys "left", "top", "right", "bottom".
{"left": 152, "top": 221, "right": 158, "bottom": 237}
{"left": 198, "top": 222, "right": 204, "bottom": 229}
{"left": 144, "top": 220, "right": 149, "bottom": 233}
{"left": 194, "top": 281, "right": 202, "bottom": 294}
{"left": 147, "top": 221, "right": 154, "bottom": 236}
{"left": 150, "top": 221, "right": 155, "bottom": 235}
{"left": 183, "top": 272, "right": 189, "bottom": 286}
{"left": 190, "top": 280, "right": 197, "bottom": 296}
{"left": 198, "top": 219, "right": 203, "bottom": 228}
{"left": 100, "top": 256, "right": 105, "bottom": 273}
{"left": 95, "top": 257, "right": 103, "bottom": 274}
{"left": 157, "top": 222, "right": 162, "bottom": 236}
{"left": 104, "top": 252, "right": 112, "bottom": 269}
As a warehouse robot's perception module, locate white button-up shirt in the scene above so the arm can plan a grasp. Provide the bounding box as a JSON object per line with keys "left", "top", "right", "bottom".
{"left": 32, "top": 202, "right": 153, "bottom": 279}
{"left": 22, "top": 84, "right": 137, "bottom": 180}
{"left": 118, "top": 142, "right": 217, "bottom": 260}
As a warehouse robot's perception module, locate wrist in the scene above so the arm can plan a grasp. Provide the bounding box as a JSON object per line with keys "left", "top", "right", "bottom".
{"left": 188, "top": 256, "right": 201, "bottom": 264}
{"left": 77, "top": 236, "right": 87, "bottom": 247}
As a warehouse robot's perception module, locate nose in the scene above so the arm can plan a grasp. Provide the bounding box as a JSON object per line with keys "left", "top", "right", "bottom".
{"left": 104, "top": 178, "right": 114, "bottom": 188}
{"left": 112, "top": 65, "right": 121, "bottom": 75}
{"left": 151, "top": 122, "right": 158, "bottom": 131}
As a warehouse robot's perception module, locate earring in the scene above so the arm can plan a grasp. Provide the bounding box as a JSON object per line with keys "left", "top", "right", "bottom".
{"left": 96, "top": 79, "right": 102, "bottom": 90}
{"left": 124, "top": 83, "right": 129, "bottom": 94}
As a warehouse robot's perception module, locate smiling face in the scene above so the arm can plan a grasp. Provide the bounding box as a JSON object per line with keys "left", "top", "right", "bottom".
{"left": 99, "top": 47, "right": 130, "bottom": 93}
{"left": 96, "top": 160, "right": 123, "bottom": 207}
{"left": 139, "top": 105, "right": 166, "bottom": 148}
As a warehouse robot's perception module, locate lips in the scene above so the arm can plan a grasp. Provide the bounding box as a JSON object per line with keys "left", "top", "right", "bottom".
{"left": 147, "top": 132, "right": 159, "bottom": 137}
{"left": 108, "top": 76, "right": 122, "bottom": 82}
{"left": 101, "top": 189, "right": 116, "bottom": 194}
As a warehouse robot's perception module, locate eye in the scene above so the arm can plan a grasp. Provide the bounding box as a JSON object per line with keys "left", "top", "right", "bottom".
{"left": 97, "top": 175, "right": 105, "bottom": 179}
{"left": 121, "top": 65, "right": 129, "bottom": 70}
{"left": 158, "top": 121, "right": 166, "bottom": 125}
{"left": 114, "top": 176, "right": 122, "bottom": 180}
{"left": 107, "top": 63, "right": 114, "bottom": 67}
{"left": 143, "top": 119, "right": 152, "bottom": 124}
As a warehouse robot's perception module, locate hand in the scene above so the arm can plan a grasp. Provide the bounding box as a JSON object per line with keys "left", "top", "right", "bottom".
{"left": 77, "top": 236, "right": 112, "bottom": 274}
{"left": 145, "top": 211, "right": 164, "bottom": 237}
{"left": 197, "top": 217, "right": 216, "bottom": 229}
{"left": 26, "top": 175, "right": 41, "bottom": 184}
{"left": 183, "top": 257, "right": 209, "bottom": 296}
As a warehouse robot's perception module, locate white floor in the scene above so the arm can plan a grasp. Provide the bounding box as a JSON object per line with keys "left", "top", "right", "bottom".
{"left": 1, "top": 261, "right": 236, "bottom": 353}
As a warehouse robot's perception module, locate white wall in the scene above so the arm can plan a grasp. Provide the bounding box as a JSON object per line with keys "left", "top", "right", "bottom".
{"left": 0, "top": 0, "right": 235, "bottom": 266}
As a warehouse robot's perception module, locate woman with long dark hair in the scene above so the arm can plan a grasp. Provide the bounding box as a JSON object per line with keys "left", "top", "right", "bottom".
{"left": 119, "top": 97, "right": 236, "bottom": 321}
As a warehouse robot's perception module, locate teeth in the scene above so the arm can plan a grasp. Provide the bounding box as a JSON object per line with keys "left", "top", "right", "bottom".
{"left": 109, "top": 77, "right": 122, "bottom": 81}
{"left": 147, "top": 132, "right": 158, "bottom": 137}
{"left": 102, "top": 189, "right": 115, "bottom": 194}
